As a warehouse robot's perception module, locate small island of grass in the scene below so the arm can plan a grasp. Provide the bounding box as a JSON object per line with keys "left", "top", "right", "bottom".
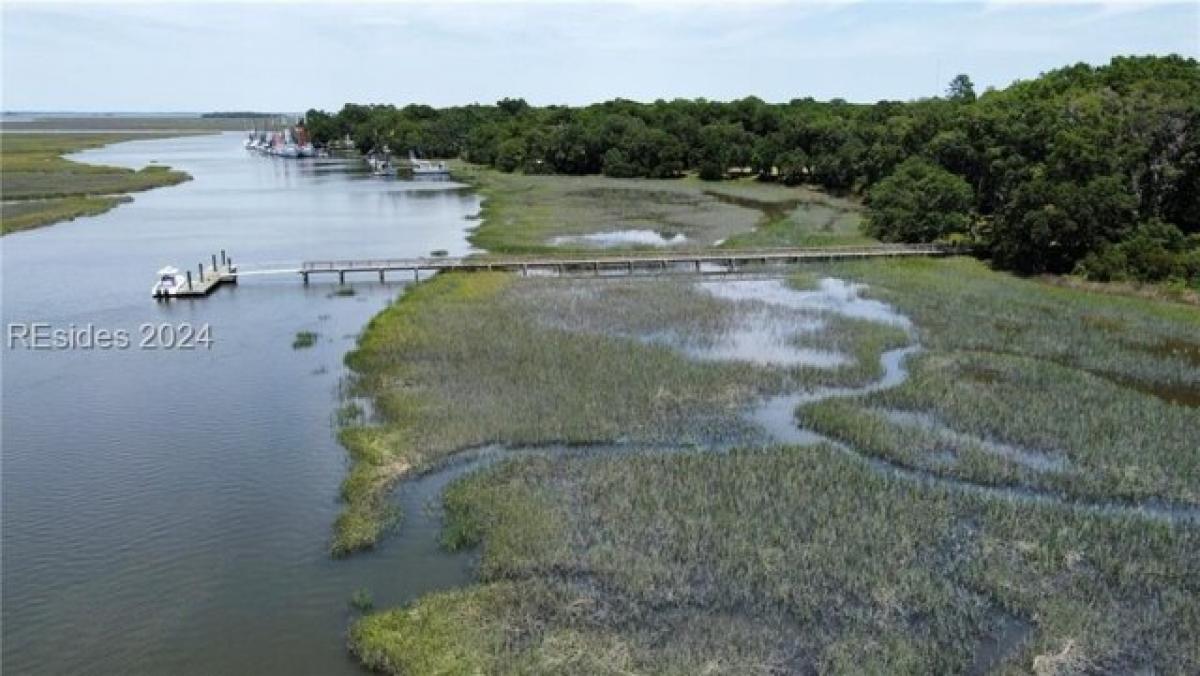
{"left": 1, "top": 133, "right": 192, "bottom": 235}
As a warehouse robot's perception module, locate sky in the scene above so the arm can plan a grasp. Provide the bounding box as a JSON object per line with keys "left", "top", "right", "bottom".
{"left": 2, "top": 1, "right": 1197, "bottom": 112}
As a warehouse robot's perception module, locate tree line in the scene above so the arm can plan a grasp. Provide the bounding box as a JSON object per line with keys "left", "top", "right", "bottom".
{"left": 303, "top": 55, "right": 1200, "bottom": 285}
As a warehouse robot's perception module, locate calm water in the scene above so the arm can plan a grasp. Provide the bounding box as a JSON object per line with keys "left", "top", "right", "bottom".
{"left": 1, "top": 133, "right": 481, "bottom": 675}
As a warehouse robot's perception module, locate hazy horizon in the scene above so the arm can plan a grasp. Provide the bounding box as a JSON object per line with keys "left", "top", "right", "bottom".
{"left": 3, "top": 1, "right": 1197, "bottom": 112}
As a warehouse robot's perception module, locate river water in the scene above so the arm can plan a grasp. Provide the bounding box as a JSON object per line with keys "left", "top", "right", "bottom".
{"left": 1, "top": 133, "right": 481, "bottom": 675}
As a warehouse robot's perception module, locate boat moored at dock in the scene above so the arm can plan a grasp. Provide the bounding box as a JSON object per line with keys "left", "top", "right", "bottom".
{"left": 406, "top": 150, "right": 450, "bottom": 177}
{"left": 152, "top": 251, "right": 238, "bottom": 299}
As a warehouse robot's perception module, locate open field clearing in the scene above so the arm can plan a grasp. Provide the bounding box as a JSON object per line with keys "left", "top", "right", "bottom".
{"left": 342, "top": 256, "right": 1199, "bottom": 674}
{"left": 0, "top": 133, "right": 190, "bottom": 234}
{"left": 453, "top": 164, "right": 872, "bottom": 253}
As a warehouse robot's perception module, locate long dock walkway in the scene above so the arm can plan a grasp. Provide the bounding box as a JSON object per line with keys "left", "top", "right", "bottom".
{"left": 295, "top": 244, "right": 956, "bottom": 283}
{"left": 155, "top": 245, "right": 958, "bottom": 300}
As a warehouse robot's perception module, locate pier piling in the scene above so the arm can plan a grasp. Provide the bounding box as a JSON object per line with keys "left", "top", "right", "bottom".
{"left": 152, "top": 249, "right": 237, "bottom": 299}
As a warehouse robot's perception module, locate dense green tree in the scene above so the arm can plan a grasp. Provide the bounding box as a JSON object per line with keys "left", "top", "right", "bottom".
{"left": 865, "top": 157, "right": 974, "bottom": 242}
{"left": 751, "top": 135, "right": 781, "bottom": 179}
{"left": 303, "top": 55, "right": 1200, "bottom": 283}
{"left": 602, "top": 148, "right": 636, "bottom": 178}
{"left": 302, "top": 109, "right": 338, "bottom": 144}
{"left": 494, "top": 137, "right": 524, "bottom": 172}
{"left": 777, "top": 150, "right": 809, "bottom": 186}
{"left": 1077, "top": 219, "right": 1200, "bottom": 282}
{"left": 947, "top": 74, "right": 976, "bottom": 102}
{"left": 496, "top": 97, "right": 530, "bottom": 116}
{"left": 992, "top": 173, "right": 1139, "bottom": 273}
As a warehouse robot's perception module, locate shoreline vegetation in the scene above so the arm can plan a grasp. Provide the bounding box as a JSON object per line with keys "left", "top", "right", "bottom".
{"left": 0, "top": 132, "right": 193, "bottom": 235}
{"left": 305, "top": 55, "right": 1200, "bottom": 288}
{"left": 339, "top": 256, "right": 1198, "bottom": 673}
{"left": 331, "top": 63, "right": 1200, "bottom": 669}
{"left": 452, "top": 162, "right": 873, "bottom": 253}
{"left": 0, "top": 114, "right": 264, "bottom": 132}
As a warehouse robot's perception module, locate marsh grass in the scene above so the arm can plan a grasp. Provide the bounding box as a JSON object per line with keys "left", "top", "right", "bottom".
{"left": 785, "top": 257, "right": 1200, "bottom": 506}
{"left": 0, "top": 195, "right": 130, "bottom": 234}
{"left": 703, "top": 182, "right": 875, "bottom": 249}
{"left": 1039, "top": 273, "right": 1200, "bottom": 307}
{"left": 453, "top": 163, "right": 871, "bottom": 253}
{"left": 343, "top": 258, "right": 1199, "bottom": 673}
{"left": 334, "top": 272, "right": 907, "bottom": 554}
{"left": 349, "top": 588, "right": 374, "bottom": 612}
{"left": 1, "top": 116, "right": 256, "bottom": 132}
{"left": 353, "top": 445, "right": 1200, "bottom": 674}
{"left": 0, "top": 133, "right": 190, "bottom": 234}
{"left": 292, "top": 331, "right": 319, "bottom": 349}
{"left": 800, "top": 350, "right": 1200, "bottom": 507}
{"left": 335, "top": 401, "right": 364, "bottom": 426}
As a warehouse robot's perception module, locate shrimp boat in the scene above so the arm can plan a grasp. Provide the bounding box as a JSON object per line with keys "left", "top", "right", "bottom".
{"left": 294, "top": 126, "right": 316, "bottom": 157}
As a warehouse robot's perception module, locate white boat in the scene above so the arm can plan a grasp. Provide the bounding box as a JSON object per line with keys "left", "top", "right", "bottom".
{"left": 151, "top": 266, "right": 185, "bottom": 298}
{"left": 366, "top": 148, "right": 392, "bottom": 176}
{"left": 370, "top": 157, "right": 391, "bottom": 176}
{"left": 408, "top": 150, "right": 450, "bottom": 177}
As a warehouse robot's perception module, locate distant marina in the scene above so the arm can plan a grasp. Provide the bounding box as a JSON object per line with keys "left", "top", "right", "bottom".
{"left": 243, "top": 123, "right": 315, "bottom": 158}
{"left": 244, "top": 123, "right": 450, "bottom": 179}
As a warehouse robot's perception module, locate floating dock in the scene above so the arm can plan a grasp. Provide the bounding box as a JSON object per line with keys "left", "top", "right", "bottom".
{"left": 153, "top": 251, "right": 238, "bottom": 299}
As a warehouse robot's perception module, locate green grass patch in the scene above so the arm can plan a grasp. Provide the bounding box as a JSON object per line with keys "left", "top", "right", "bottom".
{"left": 0, "top": 133, "right": 191, "bottom": 234}
{"left": 343, "top": 258, "right": 1199, "bottom": 672}
{"left": 352, "top": 444, "right": 1200, "bottom": 673}
{"left": 292, "top": 331, "right": 319, "bottom": 349}
{"left": 0, "top": 195, "right": 130, "bottom": 235}
{"left": 335, "top": 271, "right": 910, "bottom": 553}
{"left": 349, "top": 588, "right": 374, "bottom": 613}
{"left": 2, "top": 115, "right": 259, "bottom": 132}
{"left": 453, "top": 162, "right": 874, "bottom": 254}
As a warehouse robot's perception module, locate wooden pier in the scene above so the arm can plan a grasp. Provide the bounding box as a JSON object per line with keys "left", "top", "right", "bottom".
{"left": 153, "top": 244, "right": 957, "bottom": 300}
{"left": 296, "top": 244, "right": 955, "bottom": 284}
{"left": 175, "top": 263, "right": 237, "bottom": 297}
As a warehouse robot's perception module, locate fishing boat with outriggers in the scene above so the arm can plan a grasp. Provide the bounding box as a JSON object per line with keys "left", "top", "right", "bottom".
{"left": 246, "top": 121, "right": 315, "bottom": 158}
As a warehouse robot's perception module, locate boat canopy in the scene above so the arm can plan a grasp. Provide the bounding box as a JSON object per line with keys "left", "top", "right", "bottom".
{"left": 158, "top": 266, "right": 180, "bottom": 277}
